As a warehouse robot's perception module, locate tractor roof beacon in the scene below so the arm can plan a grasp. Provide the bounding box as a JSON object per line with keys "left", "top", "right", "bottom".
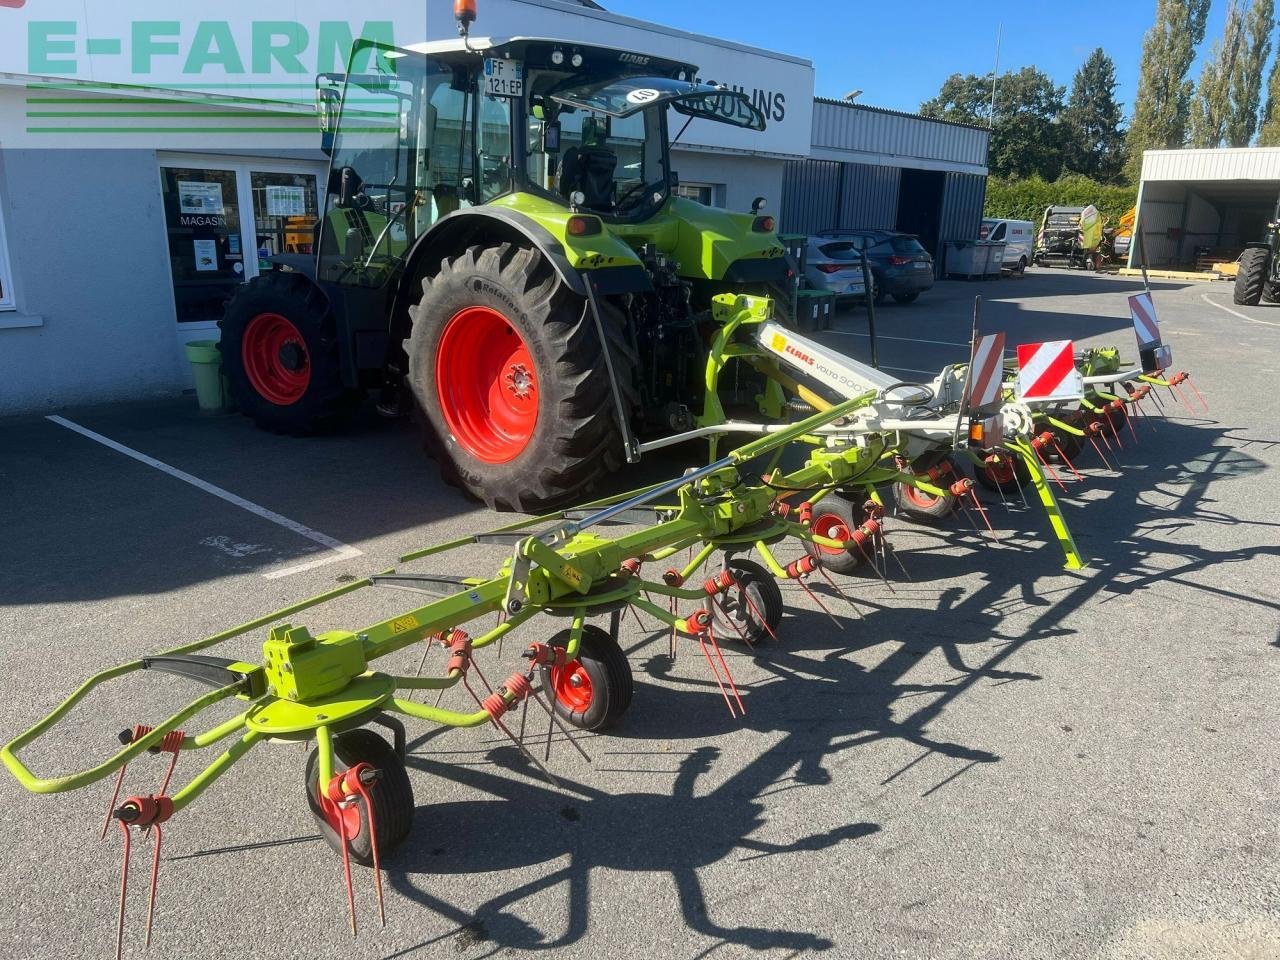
{"left": 217, "top": 1, "right": 791, "bottom": 513}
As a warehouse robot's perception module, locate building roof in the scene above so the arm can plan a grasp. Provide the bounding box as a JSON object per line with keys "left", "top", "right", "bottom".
{"left": 814, "top": 97, "right": 988, "bottom": 133}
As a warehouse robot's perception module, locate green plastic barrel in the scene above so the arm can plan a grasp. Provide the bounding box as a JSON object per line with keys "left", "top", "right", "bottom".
{"left": 184, "top": 340, "right": 226, "bottom": 412}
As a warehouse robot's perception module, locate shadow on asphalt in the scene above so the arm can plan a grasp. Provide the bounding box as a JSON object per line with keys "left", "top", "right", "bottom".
{"left": 367, "top": 406, "right": 1280, "bottom": 957}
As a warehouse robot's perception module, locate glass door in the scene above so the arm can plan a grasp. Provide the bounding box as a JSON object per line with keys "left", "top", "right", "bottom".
{"left": 160, "top": 166, "right": 246, "bottom": 324}
{"left": 249, "top": 170, "right": 321, "bottom": 270}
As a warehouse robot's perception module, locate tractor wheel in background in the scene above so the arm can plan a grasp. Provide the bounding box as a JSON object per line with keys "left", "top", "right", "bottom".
{"left": 407, "top": 243, "right": 637, "bottom": 513}
{"left": 803, "top": 493, "right": 869, "bottom": 576}
{"left": 975, "top": 452, "right": 1032, "bottom": 493}
{"left": 893, "top": 478, "right": 958, "bottom": 523}
{"left": 220, "top": 272, "right": 360, "bottom": 434}
{"left": 304, "top": 729, "right": 414, "bottom": 867}
{"left": 705, "top": 557, "right": 784, "bottom": 645}
{"left": 541, "top": 625, "right": 633, "bottom": 732}
{"left": 1234, "top": 247, "right": 1270, "bottom": 305}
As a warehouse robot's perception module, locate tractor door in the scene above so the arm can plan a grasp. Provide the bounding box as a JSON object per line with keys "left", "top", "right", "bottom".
{"left": 317, "top": 42, "right": 507, "bottom": 291}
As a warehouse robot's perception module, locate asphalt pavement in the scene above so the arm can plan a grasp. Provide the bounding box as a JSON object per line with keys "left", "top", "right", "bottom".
{"left": 1, "top": 270, "right": 1277, "bottom": 960}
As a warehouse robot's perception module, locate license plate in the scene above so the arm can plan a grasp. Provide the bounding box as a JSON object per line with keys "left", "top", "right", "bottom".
{"left": 484, "top": 58, "right": 524, "bottom": 98}
{"left": 913, "top": 261, "right": 930, "bottom": 270}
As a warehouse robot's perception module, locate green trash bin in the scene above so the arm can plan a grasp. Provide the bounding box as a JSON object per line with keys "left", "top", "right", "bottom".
{"left": 184, "top": 340, "right": 226, "bottom": 413}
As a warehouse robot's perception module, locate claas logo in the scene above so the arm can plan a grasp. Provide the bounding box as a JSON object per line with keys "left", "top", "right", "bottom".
{"left": 770, "top": 333, "right": 787, "bottom": 352}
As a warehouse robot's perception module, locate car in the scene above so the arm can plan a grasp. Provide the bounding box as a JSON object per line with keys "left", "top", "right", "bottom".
{"left": 815, "top": 229, "right": 934, "bottom": 303}
{"left": 980, "top": 218, "right": 1035, "bottom": 273}
{"left": 803, "top": 237, "right": 868, "bottom": 300}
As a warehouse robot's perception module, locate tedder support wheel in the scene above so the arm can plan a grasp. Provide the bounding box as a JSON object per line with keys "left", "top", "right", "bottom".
{"left": 407, "top": 243, "right": 638, "bottom": 513}
{"left": 804, "top": 493, "right": 869, "bottom": 576}
{"left": 893, "top": 476, "right": 958, "bottom": 523}
{"left": 975, "top": 452, "right": 1032, "bottom": 493}
{"left": 220, "top": 271, "right": 360, "bottom": 435}
{"left": 541, "top": 625, "right": 633, "bottom": 731}
{"left": 705, "top": 557, "right": 784, "bottom": 645}
{"left": 1234, "top": 247, "right": 1270, "bottom": 306}
{"left": 305, "top": 729, "right": 414, "bottom": 867}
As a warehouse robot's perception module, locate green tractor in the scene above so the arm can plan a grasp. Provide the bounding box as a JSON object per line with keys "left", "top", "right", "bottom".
{"left": 219, "top": 7, "right": 791, "bottom": 512}
{"left": 1233, "top": 197, "right": 1280, "bottom": 305}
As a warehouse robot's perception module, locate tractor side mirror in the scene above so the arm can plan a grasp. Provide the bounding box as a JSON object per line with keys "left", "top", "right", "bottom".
{"left": 315, "top": 75, "right": 343, "bottom": 156}
{"left": 751, "top": 196, "right": 766, "bottom": 215}
{"left": 543, "top": 121, "right": 561, "bottom": 154}
{"left": 338, "top": 167, "right": 361, "bottom": 208}
{"left": 670, "top": 170, "right": 679, "bottom": 189}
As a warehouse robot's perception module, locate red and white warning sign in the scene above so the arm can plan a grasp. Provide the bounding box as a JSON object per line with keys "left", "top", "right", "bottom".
{"left": 965, "top": 331, "right": 1007, "bottom": 409}
{"left": 1129, "top": 292, "right": 1161, "bottom": 347}
{"left": 1016, "top": 340, "right": 1084, "bottom": 402}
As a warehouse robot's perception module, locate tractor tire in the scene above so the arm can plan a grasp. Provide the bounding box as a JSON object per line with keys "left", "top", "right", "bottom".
{"left": 803, "top": 493, "right": 869, "bottom": 576}
{"left": 407, "top": 244, "right": 637, "bottom": 512}
{"left": 304, "top": 729, "right": 414, "bottom": 867}
{"left": 541, "top": 625, "right": 633, "bottom": 731}
{"left": 220, "top": 272, "right": 360, "bottom": 435}
{"left": 1234, "top": 247, "right": 1270, "bottom": 305}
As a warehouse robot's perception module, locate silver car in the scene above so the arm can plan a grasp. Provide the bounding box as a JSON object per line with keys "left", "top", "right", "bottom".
{"left": 803, "top": 237, "right": 868, "bottom": 300}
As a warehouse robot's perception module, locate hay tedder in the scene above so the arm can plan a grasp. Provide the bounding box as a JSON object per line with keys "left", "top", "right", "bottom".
{"left": 2, "top": 270, "right": 1204, "bottom": 956}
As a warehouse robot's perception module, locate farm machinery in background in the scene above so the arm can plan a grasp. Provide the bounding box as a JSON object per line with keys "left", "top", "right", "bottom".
{"left": 1034, "top": 204, "right": 1108, "bottom": 271}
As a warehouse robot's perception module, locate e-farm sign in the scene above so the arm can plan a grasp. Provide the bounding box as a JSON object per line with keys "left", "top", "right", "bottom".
{"left": 1, "top": 1, "right": 420, "bottom": 84}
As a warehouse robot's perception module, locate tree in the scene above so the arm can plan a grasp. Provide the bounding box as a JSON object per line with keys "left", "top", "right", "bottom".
{"left": 1189, "top": 0, "right": 1244, "bottom": 147}
{"left": 1126, "top": 0, "right": 1212, "bottom": 181}
{"left": 1060, "top": 49, "right": 1127, "bottom": 182}
{"left": 1259, "top": 48, "right": 1280, "bottom": 143}
{"left": 1229, "top": 0, "right": 1274, "bottom": 146}
{"left": 921, "top": 67, "right": 1066, "bottom": 180}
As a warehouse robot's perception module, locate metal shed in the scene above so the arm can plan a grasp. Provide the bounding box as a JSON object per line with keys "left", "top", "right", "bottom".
{"left": 1133, "top": 148, "right": 1280, "bottom": 270}
{"left": 781, "top": 99, "right": 990, "bottom": 275}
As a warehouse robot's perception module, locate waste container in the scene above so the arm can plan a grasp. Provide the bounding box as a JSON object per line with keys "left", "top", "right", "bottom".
{"left": 946, "top": 240, "right": 1008, "bottom": 279}
{"left": 981, "top": 240, "right": 1007, "bottom": 278}
{"left": 184, "top": 340, "right": 227, "bottom": 413}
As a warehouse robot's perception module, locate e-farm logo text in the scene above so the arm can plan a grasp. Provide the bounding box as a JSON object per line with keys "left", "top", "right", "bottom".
{"left": 25, "top": 19, "right": 395, "bottom": 77}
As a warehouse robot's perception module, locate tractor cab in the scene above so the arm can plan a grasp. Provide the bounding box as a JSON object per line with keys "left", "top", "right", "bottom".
{"left": 314, "top": 36, "right": 767, "bottom": 287}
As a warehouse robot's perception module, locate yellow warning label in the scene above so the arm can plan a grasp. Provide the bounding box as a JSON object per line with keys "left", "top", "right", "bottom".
{"left": 771, "top": 332, "right": 787, "bottom": 353}
{"left": 560, "top": 563, "right": 584, "bottom": 588}
{"left": 390, "top": 614, "right": 419, "bottom": 634}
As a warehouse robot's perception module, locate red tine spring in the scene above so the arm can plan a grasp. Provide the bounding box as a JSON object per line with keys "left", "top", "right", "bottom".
{"left": 446, "top": 632, "right": 472, "bottom": 675}
{"left": 703, "top": 569, "right": 736, "bottom": 595}
{"left": 797, "top": 502, "right": 813, "bottom": 526}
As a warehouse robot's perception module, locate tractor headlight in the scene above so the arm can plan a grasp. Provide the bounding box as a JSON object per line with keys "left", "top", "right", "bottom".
{"left": 571, "top": 51, "right": 584, "bottom": 68}
{"left": 551, "top": 49, "right": 564, "bottom": 66}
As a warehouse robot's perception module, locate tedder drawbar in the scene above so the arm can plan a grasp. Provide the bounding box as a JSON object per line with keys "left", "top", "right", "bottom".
{"left": 2, "top": 281, "right": 1201, "bottom": 957}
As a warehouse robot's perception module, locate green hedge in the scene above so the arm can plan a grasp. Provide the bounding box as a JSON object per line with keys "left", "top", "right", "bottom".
{"left": 984, "top": 175, "right": 1137, "bottom": 227}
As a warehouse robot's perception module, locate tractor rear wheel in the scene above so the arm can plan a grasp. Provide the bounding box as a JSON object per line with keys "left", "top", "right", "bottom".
{"left": 407, "top": 244, "right": 637, "bottom": 512}
{"left": 1234, "top": 247, "right": 1270, "bottom": 305}
{"left": 220, "top": 272, "right": 360, "bottom": 434}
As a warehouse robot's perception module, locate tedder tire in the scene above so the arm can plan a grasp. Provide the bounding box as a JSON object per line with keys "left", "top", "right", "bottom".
{"left": 1234, "top": 247, "right": 1270, "bottom": 306}
{"left": 407, "top": 243, "right": 637, "bottom": 512}
{"left": 803, "top": 493, "right": 869, "bottom": 576}
{"left": 542, "top": 625, "right": 633, "bottom": 731}
{"left": 220, "top": 272, "right": 360, "bottom": 434}
{"left": 305, "top": 729, "right": 414, "bottom": 867}
{"left": 893, "top": 478, "right": 957, "bottom": 523}
{"left": 705, "top": 557, "right": 784, "bottom": 645}
{"left": 975, "top": 452, "right": 1032, "bottom": 493}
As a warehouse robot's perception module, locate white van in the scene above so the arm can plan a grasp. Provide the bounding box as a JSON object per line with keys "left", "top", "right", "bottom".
{"left": 980, "top": 219, "right": 1036, "bottom": 273}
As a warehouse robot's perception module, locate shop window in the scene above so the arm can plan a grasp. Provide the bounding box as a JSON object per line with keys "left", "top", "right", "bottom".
{"left": 675, "top": 182, "right": 723, "bottom": 208}
{"left": 0, "top": 196, "right": 14, "bottom": 311}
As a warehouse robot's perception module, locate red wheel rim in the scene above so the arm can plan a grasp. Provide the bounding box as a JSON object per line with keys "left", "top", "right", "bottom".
{"left": 812, "top": 513, "right": 852, "bottom": 555}
{"left": 435, "top": 306, "right": 538, "bottom": 464}
{"left": 984, "top": 457, "right": 1016, "bottom": 485}
{"left": 241, "top": 312, "right": 311, "bottom": 406}
{"left": 553, "top": 660, "right": 594, "bottom": 712}
{"left": 903, "top": 486, "right": 942, "bottom": 509}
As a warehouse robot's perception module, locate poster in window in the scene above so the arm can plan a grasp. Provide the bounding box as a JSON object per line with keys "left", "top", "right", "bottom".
{"left": 265, "top": 185, "right": 308, "bottom": 217}
{"left": 178, "top": 182, "right": 226, "bottom": 216}
{"left": 193, "top": 239, "right": 218, "bottom": 272}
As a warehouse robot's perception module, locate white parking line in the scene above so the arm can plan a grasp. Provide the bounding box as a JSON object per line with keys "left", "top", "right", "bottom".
{"left": 1201, "top": 293, "right": 1280, "bottom": 328}
{"left": 825, "top": 330, "right": 972, "bottom": 348}
{"left": 46, "top": 416, "right": 363, "bottom": 579}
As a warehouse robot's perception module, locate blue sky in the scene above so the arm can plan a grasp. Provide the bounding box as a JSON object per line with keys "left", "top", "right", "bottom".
{"left": 603, "top": 0, "right": 1252, "bottom": 118}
